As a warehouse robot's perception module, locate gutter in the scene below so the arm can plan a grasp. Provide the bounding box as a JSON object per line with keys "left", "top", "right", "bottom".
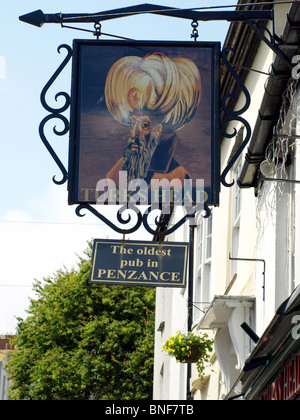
{"left": 238, "top": 2, "right": 300, "bottom": 188}
{"left": 220, "top": 0, "right": 274, "bottom": 124}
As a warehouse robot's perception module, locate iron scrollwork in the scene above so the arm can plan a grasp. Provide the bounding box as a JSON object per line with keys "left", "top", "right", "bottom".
{"left": 76, "top": 204, "right": 143, "bottom": 235}
{"left": 39, "top": 44, "right": 210, "bottom": 237}
{"left": 39, "top": 44, "right": 73, "bottom": 185}
{"left": 142, "top": 204, "right": 211, "bottom": 237}
{"left": 221, "top": 47, "right": 252, "bottom": 188}
{"left": 75, "top": 203, "right": 210, "bottom": 237}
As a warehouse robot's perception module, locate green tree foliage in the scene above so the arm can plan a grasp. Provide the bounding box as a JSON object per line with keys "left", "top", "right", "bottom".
{"left": 7, "top": 245, "right": 155, "bottom": 400}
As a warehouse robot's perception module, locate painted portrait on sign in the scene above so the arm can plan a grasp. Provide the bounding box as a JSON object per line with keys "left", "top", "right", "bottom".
{"left": 105, "top": 52, "right": 201, "bottom": 185}
{"left": 68, "top": 40, "right": 220, "bottom": 206}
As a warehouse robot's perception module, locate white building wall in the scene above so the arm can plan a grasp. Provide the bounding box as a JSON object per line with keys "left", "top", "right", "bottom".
{"left": 153, "top": 2, "right": 296, "bottom": 401}
{"left": 153, "top": 209, "right": 190, "bottom": 400}
{"left": 256, "top": 81, "right": 300, "bottom": 332}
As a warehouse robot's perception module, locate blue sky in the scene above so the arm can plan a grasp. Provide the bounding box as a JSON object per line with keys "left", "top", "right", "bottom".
{"left": 0, "top": 0, "right": 233, "bottom": 333}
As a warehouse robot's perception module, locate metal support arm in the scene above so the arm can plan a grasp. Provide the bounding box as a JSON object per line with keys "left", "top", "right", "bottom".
{"left": 20, "top": 5, "right": 273, "bottom": 28}
{"left": 32, "top": 3, "right": 291, "bottom": 237}
{"left": 242, "top": 13, "right": 293, "bottom": 70}
{"left": 229, "top": 254, "right": 266, "bottom": 301}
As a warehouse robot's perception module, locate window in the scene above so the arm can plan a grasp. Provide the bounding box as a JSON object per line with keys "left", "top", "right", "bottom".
{"left": 231, "top": 159, "right": 242, "bottom": 278}
{"left": 206, "top": 214, "right": 213, "bottom": 261}
{"left": 233, "top": 158, "right": 242, "bottom": 226}
{"left": 194, "top": 212, "right": 213, "bottom": 321}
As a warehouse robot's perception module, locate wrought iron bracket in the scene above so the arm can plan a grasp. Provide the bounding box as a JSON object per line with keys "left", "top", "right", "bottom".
{"left": 76, "top": 203, "right": 211, "bottom": 237}
{"left": 39, "top": 44, "right": 72, "bottom": 185}
{"left": 38, "top": 42, "right": 211, "bottom": 237}
{"left": 34, "top": 3, "right": 287, "bottom": 234}
{"left": 219, "top": 10, "right": 295, "bottom": 187}
{"left": 20, "top": 6, "right": 273, "bottom": 28}
{"left": 220, "top": 47, "right": 252, "bottom": 188}
{"left": 21, "top": 3, "right": 292, "bottom": 72}
{"left": 38, "top": 50, "right": 252, "bottom": 193}
{"left": 242, "top": 13, "right": 293, "bottom": 70}
{"left": 28, "top": 5, "right": 287, "bottom": 190}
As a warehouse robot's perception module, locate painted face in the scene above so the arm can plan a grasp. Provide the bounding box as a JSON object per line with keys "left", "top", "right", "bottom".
{"left": 123, "top": 114, "right": 161, "bottom": 182}
{"left": 130, "top": 114, "right": 153, "bottom": 148}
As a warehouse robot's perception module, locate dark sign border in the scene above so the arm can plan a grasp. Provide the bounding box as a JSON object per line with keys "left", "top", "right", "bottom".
{"left": 68, "top": 39, "right": 220, "bottom": 207}
{"left": 89, "top": 239, "right": 189, "bottom": 288}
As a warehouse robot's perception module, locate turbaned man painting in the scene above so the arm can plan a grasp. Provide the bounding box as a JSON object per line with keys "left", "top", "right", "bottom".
{"left": 104, "top": 52, "right": 202, "bottom": 186}
{"left": 69, "top": 41, "right": 219, "bottom": 206}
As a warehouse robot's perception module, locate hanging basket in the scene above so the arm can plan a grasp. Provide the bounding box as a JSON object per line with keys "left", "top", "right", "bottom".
{"left": 163, "top": 332, "right": 214, "bottom": 379}
{"left": 176, "top": 345, "right": 203, "bottom": 364}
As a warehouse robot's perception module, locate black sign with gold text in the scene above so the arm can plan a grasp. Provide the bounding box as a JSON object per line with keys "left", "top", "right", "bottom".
{"left": 89, "top": 239, "right": 189, "bottom": 288}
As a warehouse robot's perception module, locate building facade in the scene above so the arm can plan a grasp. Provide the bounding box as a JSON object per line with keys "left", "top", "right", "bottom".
{"left": 0, "top": 353, "right": 10, "bottom": 400}
{"left": 0, "top": 336, "right": 15, "bottom": 400}
{"left": 153, "top": 0, "right": 300, "bottom": 401}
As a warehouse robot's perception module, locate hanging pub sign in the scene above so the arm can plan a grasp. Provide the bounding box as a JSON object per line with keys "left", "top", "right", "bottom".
{"left": 89, "top": 239, "right": 189, "bottom": 288}
{"left": 68, "top": 40, "right": 220, "bottom": 207}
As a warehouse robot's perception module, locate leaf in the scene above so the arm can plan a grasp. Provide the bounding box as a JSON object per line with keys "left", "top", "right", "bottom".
{"left": 7, "top": 242, "right": 155, "bottom": 401}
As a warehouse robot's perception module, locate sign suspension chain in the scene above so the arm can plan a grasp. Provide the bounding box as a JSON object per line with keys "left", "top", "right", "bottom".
{"left": 94, "top": 22, "right": 102, "bottom": 39}
{"left": 191, "top": 20, "right": 199, "bottom": 42}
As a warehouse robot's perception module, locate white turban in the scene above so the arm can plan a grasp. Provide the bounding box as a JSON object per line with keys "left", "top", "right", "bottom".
{"left": 105, "top": 52, "right": 201, "bottom": 133}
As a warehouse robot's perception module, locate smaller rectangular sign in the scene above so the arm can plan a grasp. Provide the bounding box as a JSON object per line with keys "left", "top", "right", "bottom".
{"left": 89, "top": 239, "right": 189, "bottom": 288}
